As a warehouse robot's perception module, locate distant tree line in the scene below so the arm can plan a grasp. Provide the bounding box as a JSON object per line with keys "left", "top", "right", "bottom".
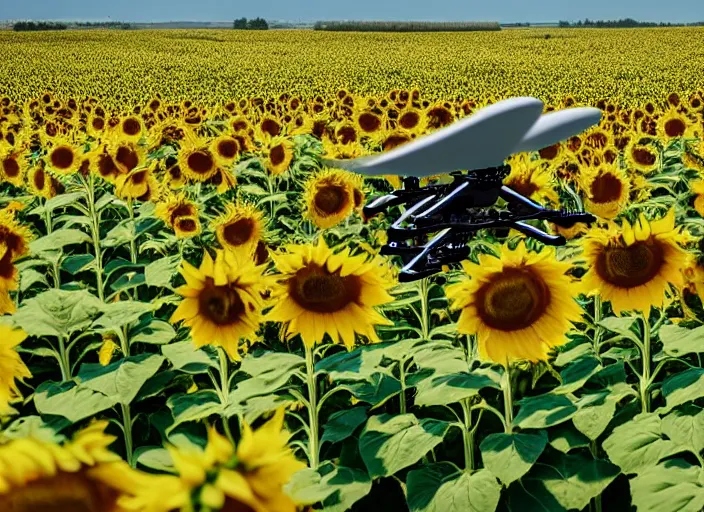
{"left": 313, "top": 20, "right": 501, "bottom": 32}
{"left": 557, "top": 18, "right": 698, "bottom": 28}
{"left": 233, "top": 17, "right": 269, "bottom": 30}
{"left": 13, "top": 21, "right": 67, "bottom": 31}
{"left": 75, "top": 21, "right": 132, "bottom": 29}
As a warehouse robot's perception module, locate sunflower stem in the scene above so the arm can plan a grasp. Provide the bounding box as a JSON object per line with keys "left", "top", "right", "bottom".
{"left": 85, "top": 173, "right": 105, "bottom": 302}
{"left": 419, "top": 277, "right": 430, "bottom": 340}
{"left": 57, "top": 334, "right": 70, "bottom": 381}
{"left": 42, "top": 197, "right": 61, "bottom": 288}
{"left": 218, "top": 348, "right": 230, "bottom": 405}
{"left": 398, "top": 359, "right": 407, "bottom": 415}
{"left": 460, "top": 399, "right": 475, "bottom": 472}
{"left": 304, "top": 342, "right": 320, "bottom": 470}
{"left": 126, "top": 198, "right": 138, "bottom": 301}
{"left": 640, "top": 313, "right": 652, "bottom": 413}
{"left": 502, "top": 362, "right": 514, "bottom": 434}
{"left": 120, "top": 402, "right": 134, "bottom": 467}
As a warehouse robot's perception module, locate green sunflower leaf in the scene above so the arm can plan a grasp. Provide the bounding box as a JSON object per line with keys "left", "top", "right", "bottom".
{"left": 479, "top": 431, "right": 548, "bottom": 485}
{"left": 406, "top": 463, "right": 501, "bottom": 512}
{"left": 630, "top": 459, "right": 704, "bottom": 512}
{"left": 359, "top": 413, "right": 451, "bottom": 478}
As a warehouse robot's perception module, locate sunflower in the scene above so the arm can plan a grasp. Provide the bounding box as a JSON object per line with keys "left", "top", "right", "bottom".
{"left": 115, "top": 162, "right": 161, "bottom": 202}
{"left": 302, "top": 168, "right": 358, "bottom": 229}
{"left": 89, "top": 146, "right": 124, "bottom": 183}
{"left": 0, "top": 147, "right": 27, "bottom": 187}
{"left": 212, "top": 202, "right": 265, "bottom": 256}
{"left": 691, "top": 179, "right": 704, "bottom": 216}
{"left": 111, "top": 115, "right": 145, "bottom": 143}
{"left": 99, "top": 333, "right": 120, "bottom": 366}
{"left": 624, "top": 140, "right": 660, "bottom": 174}
{"left": 163, "top": 161, "right": 186, "bottom": 190}
{"left": 321, "top": 137, "right": 367, "bottom": 160}
{"left": 154, "top": 192, "right": 201, "bottom": 239}
{"left": 0, "top": 420, "right": 142, "bottom": 512}
{"left": 445, "top": 241, "right": 582, "bottom": 365}
{"left": 178, "top": 137, "right": 219, "bottom": 182}
{"left": 578, "top": 209, "right": 688, "bottom": 317}
{"left": 578, "top": 163, "right": 631, "bottom": 220}
{"left": 116, "top": 408, "right": 306, "bottom": 512}
{"left": 0, "top": 325, "right": 31, "bottom": 416}
{"left": 109, "top": 140, "right": 147, "bottom": 175}
{"left": 170, "top": 248, "right": 269, "bottom": 360}
{"left": 682, "top": 254, "right": 704, "bottom": 304}
{"left": 682, "top": 152, "right": 704, "bottom": 174}
{"left": 206, "top": 167, "right": 237, "bottom": 195}
{"left": 504, "top": 153, "right": 559, "bottom": 206}
{"left": 582, "top": 126, "right": 612, "bottom": 150}
{"left": 45, "top": 136, "right": 83, "bottom": 176}
{"left": 210, "top": 134, "right": 241, "bottom": 168}
{"left": 86, "top": 114, "right": 107, "bottom": 139}
{"left": 657, "top": 108, "right": 697, "bottom": 140}
{"left": 0, "top": 206, "right": 32, "bottom": 296}
{"left": 265, "top": 236, "right": 395, "bottom": 348}
{"left": 262, "top": 136, "right": 294, "bottom": 176}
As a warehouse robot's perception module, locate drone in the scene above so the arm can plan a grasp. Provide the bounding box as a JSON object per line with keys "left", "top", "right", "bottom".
{"left": 322, "top": 97, "right": 601, "bottom": 282}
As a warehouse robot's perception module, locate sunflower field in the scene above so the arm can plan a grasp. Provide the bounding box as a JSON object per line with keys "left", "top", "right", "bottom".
{"left": 2, "top": 26, "right": 704, "bottom": 512}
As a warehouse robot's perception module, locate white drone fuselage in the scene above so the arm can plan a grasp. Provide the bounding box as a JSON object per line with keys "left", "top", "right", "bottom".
{"left": 322, "top": 97, "right": 602, "bottom": 179}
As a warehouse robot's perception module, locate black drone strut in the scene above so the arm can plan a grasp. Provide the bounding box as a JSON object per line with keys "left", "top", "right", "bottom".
{"left": 364, "top": 165, "right": 596, "bottom": 282}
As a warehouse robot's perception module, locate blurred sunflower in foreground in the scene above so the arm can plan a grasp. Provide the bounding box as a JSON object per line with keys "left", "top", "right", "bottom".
{"left": 116, "top": 408, "right": 307, "bottom": 512}
{"left": 0, "top": 325, "right": 32, "bottom": 416}
{"left": 445, "top": 241, "right": 582, "bottom": 365}
{"left": 170, "top": 248, "right": 271, "bottom": 360}
{"left": 578, "top": 209, "right": 687, "bottom": 317}
{"left": 0, "top": 420, "right": 138, "bottom": 512}
{"left": 0, "top": 205, "right": 33, "bottom": 314}
{"left": 265, "top": 236, "right": 396, "bottom": 348}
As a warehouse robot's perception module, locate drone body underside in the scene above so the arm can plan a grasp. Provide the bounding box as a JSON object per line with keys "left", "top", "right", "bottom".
{"left": 364, "top": 167, "right": 595, "bottom": 282}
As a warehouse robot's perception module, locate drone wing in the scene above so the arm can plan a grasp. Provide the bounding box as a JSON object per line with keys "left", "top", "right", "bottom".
{"left": 321, "top": 96, "right": 544, "bottom": 178}
{"left": 512, "top": 107, "right": 602, "bottom": 154}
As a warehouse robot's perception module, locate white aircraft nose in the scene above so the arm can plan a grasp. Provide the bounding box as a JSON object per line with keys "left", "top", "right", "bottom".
{"left": 513, "top": 107, "right": 602, "bottom": 154}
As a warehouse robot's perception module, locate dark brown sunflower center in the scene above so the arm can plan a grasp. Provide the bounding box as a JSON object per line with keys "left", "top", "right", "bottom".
{"left": 399, "top": 111, "right": 419, "bottom": 130}
{"left": 664, "top": 118, "right": 686, "bottom": 138}
{"left": 91, "top": 117, "right": 105, "bottom": 131}
{"left": 170, "top": 204, "right": 196, "bottom": 224}
{"left": 383, "top": 134, "right": 410, "bottom": 151}
{"left": 98, "top": 154, "right": 118, "bottom": 177}
{"left": 33, "top": 168, "right": 46, "bottom": 190}
{"left": 168, "top": 165, "right": 182, "bottom": 180}
{"left": 261, "top": 119, "right": 281, "bottom": 137}
{"left": 176, "top": 217, "right": 198, "bottom": 233}
{"left": 221, "top": 496, "right": 256, "bottom": 512}
{"left": 426, "top": 107, "right": 453, "bottom": 129}
{"left": 289, "top": 264, "right": 362, "bottom": 313}
{"left": 217, "top": 139, "right": 239, "bottom": 159}
{"left": 0, "top": 470, "right": 114, "bottom": 512}
{"left": 314, "top": 185, "right": 349, "bottom": 215}
{"left": 538, "top": 144, "right": 559, "bottom": 160}
{"left": 198, "top": 278, "right": 245, "bottom": 325}
{"left": 359, "top": 112, "right": 382, "bottom": 132}
{"left": 590, "top": 173, "right": 623, "bottom": 203}
{"left": 337, "top": 126, "right": 357, "bottom": 144}
{"left": 595, "top": 241, "right": 665, "bottom": 288}
{"left": 632, "top": 147, "right": 656, "bottom": 167}
{"left": 0, "top": 249, "right": 14, "bottom": 279}
{"left": 187, "top": 151, "right": 214, "bottom": 174}
{"left": 223, "top": 219, "right": 255, "bottom": 246}
{"left": 2, "top": 157, "right": 20, "bottom": 177}
{"left": 51, "top": 146, "right": 74, "bottom": 169}
{"left": 115, "top": 146, "right": 138, "bottom": 172}
{"left": 131, "top": 170, "right": 147, "bottom": 185}
{"left": 508, "top": 179, "right": 539, "bottom": 199}
{"left": 269, "top": 144, "right": 286, "bottom": 166}
{"left": 475, "top": 268, "right": 550, "bottom": 331}
{"left": 353, "top": 188, "right": 363, "bottom": 208}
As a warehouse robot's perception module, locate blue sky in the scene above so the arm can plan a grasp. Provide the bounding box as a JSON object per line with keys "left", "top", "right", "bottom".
{"left": 1, "top": 0, "right": 703, "bottom": 23}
